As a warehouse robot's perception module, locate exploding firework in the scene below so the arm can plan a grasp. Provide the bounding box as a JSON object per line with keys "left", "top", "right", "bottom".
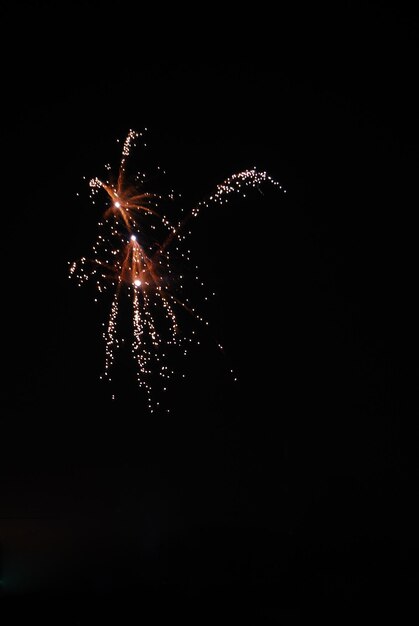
{"left": 69, "top": 130, "right": 285, "bottom": 410}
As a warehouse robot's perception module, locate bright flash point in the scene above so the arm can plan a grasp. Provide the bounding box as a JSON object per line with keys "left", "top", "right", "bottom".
{"left": 114, "top": 201, "right": 121, "bottom": 208}
{"left": 130, "top": 235, "right": 137, "bottom": 241}
{"left": 134, "top": 279, "right": 142, "bottom": 287}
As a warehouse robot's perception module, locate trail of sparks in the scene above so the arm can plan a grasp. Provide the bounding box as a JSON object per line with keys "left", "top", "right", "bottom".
{"left": 69, "top": 130, "right": 286, "bottom": 410}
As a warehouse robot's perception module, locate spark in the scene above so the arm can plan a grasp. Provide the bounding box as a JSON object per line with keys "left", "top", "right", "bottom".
{"left": 70, "top": 130, "right": 285, "bottom": 409}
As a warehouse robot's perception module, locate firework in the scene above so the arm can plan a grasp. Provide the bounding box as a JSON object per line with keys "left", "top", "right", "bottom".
{"left": 69, "top": 130, "right": 285, "bottom": 410}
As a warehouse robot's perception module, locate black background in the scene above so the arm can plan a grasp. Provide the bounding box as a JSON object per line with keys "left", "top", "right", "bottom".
{"left": 2, "top": 2, "right": 419, "bottom": 622}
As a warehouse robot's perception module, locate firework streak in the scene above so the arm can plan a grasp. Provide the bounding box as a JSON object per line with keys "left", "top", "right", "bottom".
{"left": 69, "top": 130, "right": 285, "bottom": 410}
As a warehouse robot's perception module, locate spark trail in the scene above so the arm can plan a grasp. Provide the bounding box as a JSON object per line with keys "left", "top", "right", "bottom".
{"left": 69, "top": 130, "right": 286, "bottom": 410}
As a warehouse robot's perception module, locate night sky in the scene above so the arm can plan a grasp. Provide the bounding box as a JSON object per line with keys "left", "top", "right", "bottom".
{"left": 2, "top": 3, "right": 419, "bottom": 623}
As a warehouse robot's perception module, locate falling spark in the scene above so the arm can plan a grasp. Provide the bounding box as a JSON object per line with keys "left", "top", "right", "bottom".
{"left": 69, "top": 130, "right": 285, "bottom": 409}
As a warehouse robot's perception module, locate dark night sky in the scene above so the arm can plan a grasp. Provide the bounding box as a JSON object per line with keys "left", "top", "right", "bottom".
{"left": 2, "top": 2, "right": 419, "bottom": 622}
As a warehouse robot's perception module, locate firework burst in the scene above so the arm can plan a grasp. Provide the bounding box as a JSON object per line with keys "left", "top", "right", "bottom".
{"left": 69, "top": 130, "right": 286, "bottom": 410}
